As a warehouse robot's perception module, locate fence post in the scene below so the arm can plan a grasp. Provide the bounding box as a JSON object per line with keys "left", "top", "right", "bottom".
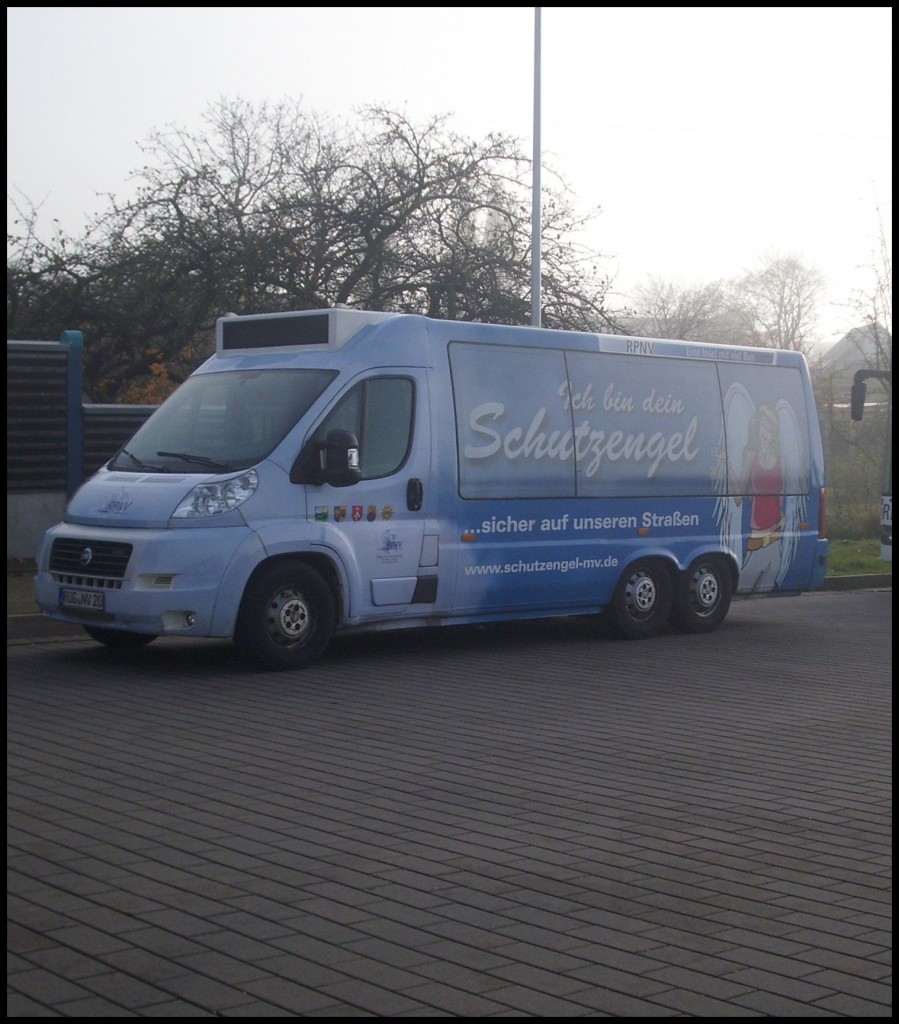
{"left": 60, "top": 330, "right": 84, "bottom": 498}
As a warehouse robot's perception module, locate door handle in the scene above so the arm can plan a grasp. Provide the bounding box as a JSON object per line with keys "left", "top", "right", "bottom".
{"left": 407, "top": 478, "right": 423, "bottom": 512}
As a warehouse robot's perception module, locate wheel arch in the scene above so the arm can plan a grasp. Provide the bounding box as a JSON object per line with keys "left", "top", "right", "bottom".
{"left": 613, "top": 549, "right": 680, "bottom": 587}
{"left": 240, "top": 552, "right": 344, "bottom": 629}
{"left": 675, "top": 547, "right": 740, "bottom": 590}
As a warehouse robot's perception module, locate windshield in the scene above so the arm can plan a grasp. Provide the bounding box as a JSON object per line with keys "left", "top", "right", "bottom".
{"left": 109, "top": 368, "right": 337, "bottom": 473}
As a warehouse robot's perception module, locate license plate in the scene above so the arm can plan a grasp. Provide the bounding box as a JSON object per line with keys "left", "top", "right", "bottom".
{"left": 59, "top": 588, "right": 105, "bottom": 612}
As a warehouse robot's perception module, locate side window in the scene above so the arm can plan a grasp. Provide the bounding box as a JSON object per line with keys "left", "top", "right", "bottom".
{"left": 315, "top": 377, "right": 414, "bottom": 479}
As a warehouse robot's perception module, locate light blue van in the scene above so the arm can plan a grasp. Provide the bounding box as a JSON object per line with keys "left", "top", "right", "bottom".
{"left": 34, "top": 309, "right": 829, "bottom": 669}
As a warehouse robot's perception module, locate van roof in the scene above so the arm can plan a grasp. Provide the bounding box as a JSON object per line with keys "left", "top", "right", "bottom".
{"left": 214, "top": 307, "right": 806, "bottom": 370}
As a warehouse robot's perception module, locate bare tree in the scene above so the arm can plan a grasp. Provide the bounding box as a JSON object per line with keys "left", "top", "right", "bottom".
{"left": 812, "top": 210, "right": 891, "bottom": 538}
{"left": 844, "top": 206, "right": 892, "bottom": 374}
{"left": 8, "top": 100, "right": 618, "bottom": 400}
{"left": 624, "top": 276, "right": 743, "bottom": 342}
{"left": 728, "top": 253, "right": 825, "bottom": 355}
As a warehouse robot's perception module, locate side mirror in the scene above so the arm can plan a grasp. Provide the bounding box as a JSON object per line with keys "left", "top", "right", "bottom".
{"left": 850, "top": 380, "right": 867, "bottom": 422}
{"left": 323, "top": 429, "right": 362, "bottom": 487}
{"left": 291, "top": 430, "right": 362, "bottom": 487}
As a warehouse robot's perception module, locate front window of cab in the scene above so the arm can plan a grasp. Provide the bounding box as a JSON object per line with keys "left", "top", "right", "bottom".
{"left": 109, "top": 369, "right": 337, "bottom": 473}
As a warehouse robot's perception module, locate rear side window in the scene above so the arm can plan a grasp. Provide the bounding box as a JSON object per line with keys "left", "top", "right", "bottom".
{"left": 450, "top": 342, "right": 723, "bottom": 499}
{"left": 717, "top": 363, "right": 811, "bottom": 496}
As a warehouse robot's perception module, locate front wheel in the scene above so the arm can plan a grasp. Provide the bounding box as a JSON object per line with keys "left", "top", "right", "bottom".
{"left": 234, "top": 562, "right": 335, "bottom": 671}
{"left": 609, "top": 559, "right": 672, "bottom": 640}
{"left": 84, "top": 626, "right": 157, "bottom": 651}
{"left": 670, "top": 557, "right": 733, "bottom": 633}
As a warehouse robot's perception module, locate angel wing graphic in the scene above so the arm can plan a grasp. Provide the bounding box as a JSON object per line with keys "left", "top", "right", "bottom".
{"left": 715, "top": 383, "right": 809, "bottom": 593}
{"left": 715, "top": 383, "right": 752, "bottom": 572}
{"left": 773, "top": 397, "right": 809, "bottom": 588}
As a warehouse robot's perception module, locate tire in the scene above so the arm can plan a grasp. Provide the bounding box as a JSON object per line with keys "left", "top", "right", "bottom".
{"left": 83, "top": 626, "right": 157, "bottom": 650}
{"left": 234, "top": 562, "right": 335, "bottom": 671}
{"left": 670, "top": 556, "right": 733, "bottom": 634}
{"left": 610, "top": 559, "right": 672, "bottom": 640}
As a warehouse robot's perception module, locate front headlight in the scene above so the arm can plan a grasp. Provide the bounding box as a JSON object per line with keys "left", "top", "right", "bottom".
{"left": 171, "top": 469, "right": 259, "bottom": 519}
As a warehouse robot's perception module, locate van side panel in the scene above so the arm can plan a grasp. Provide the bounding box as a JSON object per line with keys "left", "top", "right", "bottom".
{"left": 444, "top": 336, "right": 825, "bottom": 614}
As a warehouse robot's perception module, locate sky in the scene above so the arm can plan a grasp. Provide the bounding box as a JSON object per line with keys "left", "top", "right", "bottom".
{"left": 7, "top": 6, "right": 892, "bottom": 345}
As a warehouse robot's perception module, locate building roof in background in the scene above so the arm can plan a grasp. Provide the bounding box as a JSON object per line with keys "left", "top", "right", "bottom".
{"left": 817, "top": 323, "right": 891, "bottom": 376}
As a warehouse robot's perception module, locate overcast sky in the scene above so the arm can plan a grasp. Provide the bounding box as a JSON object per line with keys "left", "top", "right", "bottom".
{"left": 7, "top": 6, "right": 892, "bottom": 343}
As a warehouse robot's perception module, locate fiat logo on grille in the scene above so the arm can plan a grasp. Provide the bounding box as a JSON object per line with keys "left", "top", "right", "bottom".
{"left": 79, "top": 547, "right": 94, "bottom": 568}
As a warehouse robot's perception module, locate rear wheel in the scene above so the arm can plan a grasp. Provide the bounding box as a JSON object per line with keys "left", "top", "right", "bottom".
{"left": 610, "top": 559, "right": 672, "bottom": 640}
{"left": 84, "top": 626, "right": 157, "bottom": 650}
{"left": 670, "top": 557, "right": 733, "bottom": 633}
{"left": 234, "top": 562, "right": 335, "bottom": 671}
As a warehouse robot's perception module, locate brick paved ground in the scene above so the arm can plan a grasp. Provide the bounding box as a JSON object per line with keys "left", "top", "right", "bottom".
{"left": 8, "top": 589, "right": 892, "bottom": 1016}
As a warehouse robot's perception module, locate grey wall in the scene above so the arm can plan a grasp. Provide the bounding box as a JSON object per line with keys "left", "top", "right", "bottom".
{"left": 7, "top": 339, "right": 156, "bottom": 560}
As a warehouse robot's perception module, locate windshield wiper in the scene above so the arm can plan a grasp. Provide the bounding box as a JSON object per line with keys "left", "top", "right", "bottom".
{"left": 118, "top": 447, "right": 167, "bottom": 472}
{"left": 156, "top": 451, "right": 231, "bottom": 471}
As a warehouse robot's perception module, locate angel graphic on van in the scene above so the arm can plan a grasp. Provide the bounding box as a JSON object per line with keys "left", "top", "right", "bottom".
{"left": 715, "top": 382, "right": 809, "bottom": 593}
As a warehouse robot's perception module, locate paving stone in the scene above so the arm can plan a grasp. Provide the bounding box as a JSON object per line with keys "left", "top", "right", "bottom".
{"left": 7, "top": 590, "right": 892, "bottom": 1017}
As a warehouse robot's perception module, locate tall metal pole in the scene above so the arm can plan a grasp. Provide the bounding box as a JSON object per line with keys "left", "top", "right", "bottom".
{"left": 531, "top": 7, "right": 542, "bottom": 327}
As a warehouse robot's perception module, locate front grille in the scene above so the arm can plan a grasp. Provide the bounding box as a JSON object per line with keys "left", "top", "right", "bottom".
{"left": 51, "top": 573, "right": 124, "bottom": 590}
{"left": 49, "top": 538, "right": 133, "bottom": 579}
